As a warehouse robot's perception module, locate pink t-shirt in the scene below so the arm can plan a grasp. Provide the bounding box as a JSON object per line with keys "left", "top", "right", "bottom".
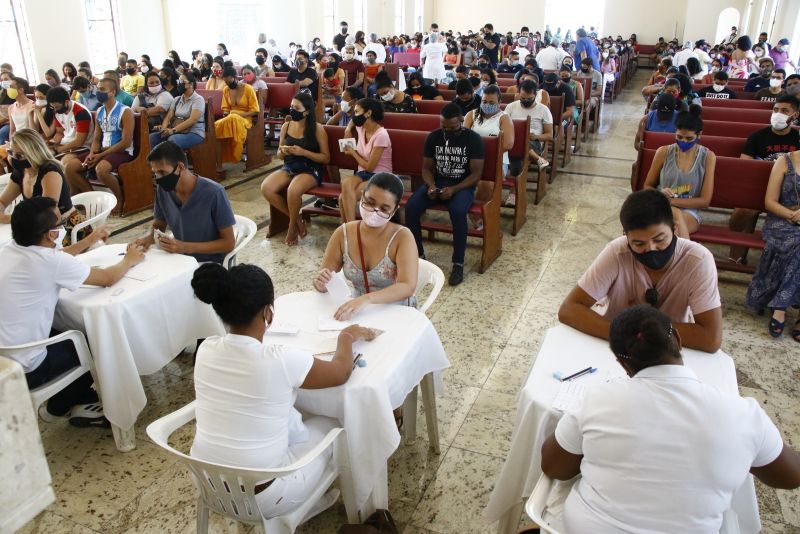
{"left": 578, "top": 236, "right": 721, "bottom": 323}
{"left": 356, "top": 125, "right": 392, "bottom": 174}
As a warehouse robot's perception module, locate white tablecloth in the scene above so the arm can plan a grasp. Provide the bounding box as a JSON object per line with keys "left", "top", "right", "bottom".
{"left": 484, "top": 324, "right": 760, "bottom": 533}
{"left": 270, "top": 291, "right": 450, "bottom": 512}
{"left": 0, "top": 224, "right": 10, "bottom": 247}
{"left": 53, "top": 244, "right": 224, "bottom": 431}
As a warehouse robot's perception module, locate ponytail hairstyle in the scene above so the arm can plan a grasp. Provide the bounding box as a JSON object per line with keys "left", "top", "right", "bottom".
{"left": 675, "top": 104, "right": 703, "bottom": 133}
{"left": 191, "top": 263, "right": 274, "bottom": 326}
{"left": 609, "top": 305, "right": 681, "bottom": 368}
{"left": 292, "top": 91, "right": 318, "bottom": 147}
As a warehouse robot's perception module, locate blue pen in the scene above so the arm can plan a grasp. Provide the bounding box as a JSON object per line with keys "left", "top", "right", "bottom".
{"left": 556, "top": 366, "right": 597, "bottom": 382}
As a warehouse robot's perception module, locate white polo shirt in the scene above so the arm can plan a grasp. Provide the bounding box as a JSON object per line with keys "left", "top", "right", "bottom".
{"left": 555, "top": 365, "right": 783, "bottom": 533}
{"left": 0, "top": 241, "right": 90, "bottom": 372}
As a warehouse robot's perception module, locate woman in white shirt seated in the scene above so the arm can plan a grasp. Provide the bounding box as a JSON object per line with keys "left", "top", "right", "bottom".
{"left": 541, "top": 305, "right": 800, "bottom": 533}
{"left": 313, "top": 173, "right": 418, "bottom": 321}
{"left": 190, "top": 262, "right": 376, "bottom": 519}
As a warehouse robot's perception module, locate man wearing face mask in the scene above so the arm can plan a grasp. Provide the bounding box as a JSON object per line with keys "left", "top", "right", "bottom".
{"left": 253, "top": 48, "right": 273, "bottom": 78}
{"left": 44, "top": 87, "right": 93, "bottom": 156}
{"left": 333, "top": 21, "right": 349, "bottom": 52}
{"left": 577, "top": 57, "right": 603, "bottom": 111}
{"left": 505, "top": 80, "right": 553, "bottom": 169}
{"left": 559, "top": 189, "right": 722, "bottom": 352}
{"left": 132, "top": 71, "right": 174, "bottom": 131}
{"left": 0, "top": 196, "right": 145, "bottom": 426}
{"left": 697, "top": 70, "right": 737, "bottom": 99}
{"left": 745, "top": 57, "right": 776, "bottom": 92}
{"left": 770, "top": 38, "right": 796, "bottom": 72}
{"left": 498, "top": 51, "right": 523, "bottom": 74}
{"left": 460, "top": 40, "right": 478, "bottom": 67}
{"left": 729, "top": 95, "right": 800, "bottom": 263}
{"left": 339, "top": 44, "right": 365, "bottom": 89}
{"left": 755, "top": 69, "right": 787, "bottom": 102}
{"left": 477, "top": 23, "right": 501, "bottom": 68}
{"left": 135, "top": 141, "right": 235, "bottom": 263}
{"left": 288, "top": 50, "right": 319, "bottom": 99}
{"left": 404, "top": 103, "right": 485, "bottom": 286}
{"left": 121, "top": 60, "right": 145, "bottom": 96}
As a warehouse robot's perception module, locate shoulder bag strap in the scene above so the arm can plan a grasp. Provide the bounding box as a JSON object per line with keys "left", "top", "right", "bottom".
{"left": 355, "top": 222, "right": 371, "bottom": 294}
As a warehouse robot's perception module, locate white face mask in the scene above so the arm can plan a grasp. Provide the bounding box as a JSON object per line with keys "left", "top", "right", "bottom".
{"left": 602, "top": 51, "right": 609, "bottom": 58}
{"left": 359, "top": 203, "right": 392, "bottom": 227}
{"left": 52, "top": 227, "right": 66, "bottom": 249}
{"left": 148, "top": 84, "right": 161, "bottom": 94}
{"left": 771, "top": 112, "right": 790, "bottom": 130}
{"left": 340, "top": 100, "right": 350, "bottom": 112}
{"left": 141, "top": 66, "right": 149, "bottom": 73}
{"left": 712, "top": 83, "right": 726, "bottom": 92}
{"left": 480, "top": 81, "right": 488, "bottom": 87}
{"left": 36, "top": 98, "right": 48, "bottom": 106}
{"left": 344, "top": 53, "right": 354, "bottom": 60}
{"left": 380, "top": 89, "right": 395, "bottom": 101}
{"left": 769, "top": 78, "right": 783, "bottom": 88}
{"left": 1, "top": 80, "right": 10, "bottom": 89}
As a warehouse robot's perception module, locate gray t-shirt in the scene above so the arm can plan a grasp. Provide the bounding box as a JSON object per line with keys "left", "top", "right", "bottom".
{"left": 171, "top": 91, "right": 206, "bottom": 138}
{"left": 461, "top": 47, "right": 478, "bottom": 66}
{"left": 153, "top": 176, "right": 235, "bottom": 263}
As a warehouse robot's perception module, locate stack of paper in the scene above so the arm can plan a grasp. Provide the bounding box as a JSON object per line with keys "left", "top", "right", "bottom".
{"left": 551, "top": 380, "right": 587, "bottom": 412}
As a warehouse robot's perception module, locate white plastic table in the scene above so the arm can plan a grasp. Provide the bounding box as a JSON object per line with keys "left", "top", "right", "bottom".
{"left": 270, "top": 291, "right": 450, "bottom": 517}
{"left": 484, "top": 324, "right": 760, "bottom": 533}
{"left": 53, "top": 244, "right": 224, "bottom": 451}
{"left": 0, "top": 224, "right": 10, "bottom": 247}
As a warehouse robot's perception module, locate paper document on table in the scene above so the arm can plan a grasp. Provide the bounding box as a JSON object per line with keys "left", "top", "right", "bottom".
{"left": 267, "top": 321, "right": 300, "bottom": 335}
{"left": 325, "top": 270, "right": 351, "bottom": 305}
{"left": 124, "top": 263, "right": 160, "bottom": 282}
{"left": 551, "top": 380, "right": 587, "bottom": 412}
{"left": 318, "top": 314, "right": 352, "bottom": 331}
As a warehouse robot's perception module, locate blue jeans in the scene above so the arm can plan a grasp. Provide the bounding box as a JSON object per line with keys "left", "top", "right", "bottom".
{"left": 404, "top": 183, "right": 475, "bottom": 264}
{"left": 149, "top": 131, "right": 204, "bottom": 150}
{"left": 0, "top": 124, "right": 9, "bottom": 145}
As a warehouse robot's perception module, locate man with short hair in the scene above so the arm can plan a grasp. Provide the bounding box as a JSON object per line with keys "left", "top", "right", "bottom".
{"left": 102, "top": 70, "right": 133, "bottom": 106}
{"left": 339, "top": 44, "right": 364, "bottom": 90}
{"left": 64, "top": 77, "right": 134, "bottom": 206}
{"left": 333, "top": 21, "right": 348, "bottom": 51}
{"left": 770, "top": 38, "right": 796, "bottom": 71}
{"left": 577, "top": 57, "right": 603, "bottom": 115}
{"left": 0, "top": 196, "right": 144, "bottom": 425}
{"left": 745, "top": 57, "right": 776, "bottom": 92}
{"left": 448, "top": 65, "right": 469, "bottom": 90}
{"left": 757, "top": 32, "right": 771, "bottom": 52}
{"left": 519, "top": 27, "right": 535, "bottom": 54}
{"left": 43, "top": 87, "right": 93, "bottom": 156}
{"left": 459, "top": 40, "right": 478, "bottom": 67}
{"left": 537, "top": 38, "right": 567, "bottom": 71}
{"left": 498, "top": 51, "right": 522, "bottom": 74}
{"left": 559, "top": 189, "right": 722, "bottom": 352}
{"left": 121, "top": 59, "right": 145, "bottom": 96}
{"left": 478, "top": 23, "right": 501, "bottom": 68}
{"left": 135, "top": 141, "right": 236, "bottom": 264}
{"left": 696, "top": 70, "right": 737, "bottom": 99}
{"left": 573, "top": 28, "right": 600, "bottom": 70}
{"left": 287, "top": 50, "right": 318, "bottom": 99}
{"left": 363, "top": 33, "right": 387, "bottom": 64}
{"left": 72, "top": 76, "right": 101, "bottom": 111}
{"left": 754, "top": 69, "right": 787, "bottom": 102}
{"left": 451, "top": 78, "right": 480, "bottom": 114}
{"left": 404, "top": 103, "right": 485, "bottom": 286}
{"left": 505, "top": 79, "right": 553, "bottom": 169}
{"left": 673, "top": 41, "right": 695, "bottom": 68}
{"left": 785, "top": 74, "right": 800, "bottom": 104}
{"left": 542, "top": 71, "right": 576, "bottom": 126}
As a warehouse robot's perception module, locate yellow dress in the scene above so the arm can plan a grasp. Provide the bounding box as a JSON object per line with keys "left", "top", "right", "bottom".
{"left": 205, "top": 77, "right": 226, "bottom": 91}
{"left": 214, "top": 83, "right": 260, "bottom": 163}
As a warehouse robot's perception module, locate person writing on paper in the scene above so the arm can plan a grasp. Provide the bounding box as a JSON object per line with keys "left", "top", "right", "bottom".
{"left": 0, "top": 196, "right": 145, "bottom": 427}
{"left": 313, "top": 173, "right": 418, "bottom": 320}
{"left": 541, "top": 305, "right": 800, "bottom": 533}
{"left": 558, "top": 189, "right": 723, "bottom": 352}
{"left": 190, "top": 262, "right": 376, "bottom": 519}
{"left": 134, "top": 141, "right": 236, "bottom": 264}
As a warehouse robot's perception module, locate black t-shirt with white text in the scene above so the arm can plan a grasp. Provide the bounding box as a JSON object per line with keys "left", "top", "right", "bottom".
{"left": 697, "top": 86, "right": 737, "bottom": 99}
{"left": 743, "top": 126, "right": 800, "bottom": 160}
{"left": 424, "top": 128, "right": 485, "bottom": 184}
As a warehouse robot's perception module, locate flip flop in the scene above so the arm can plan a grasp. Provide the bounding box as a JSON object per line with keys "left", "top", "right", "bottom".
{"left": 769, "top": 317, "right": 785, "bottom": 338}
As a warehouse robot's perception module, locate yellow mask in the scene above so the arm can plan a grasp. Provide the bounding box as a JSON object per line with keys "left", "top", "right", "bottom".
{"left": 5, "top": 87, "right": 18, "bottom": 99}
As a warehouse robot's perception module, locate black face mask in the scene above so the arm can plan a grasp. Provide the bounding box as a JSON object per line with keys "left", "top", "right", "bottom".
{"left": 289, "top": 108, "right": 305, "bottom": 121}
{"left": 10, "top": 155, "right": 31, "bottom": 171}
{"left": 478, "top": 62, "right": 488, "bottom": 68}
{"left": 581, "top": 67, "right": 590, "bottom": 73}
{"left": 520, "top": 98, "right": 535, "bottom": 108}
{"left": 126, "top": 67, "right": 135, "bottom": 75}
{"left": 629, "top": 234, "right": 678, "bottom": 270}
{"left": 255, "top": 56, "right": 266, "bottom": 65}
{"left": 352, "top": 113, "right": 368, "bottom": 127}
{"left": 561, "top": 76, "right": 571, "bottom": 83}
{"left": 177, "top": 82, "right": 187, "bottom": 94}
{"left": 227, "top": 81, "right": 238, "bottom": 90}
{"left": 341, "top": 28, "right": 348, "bottom": 35}
{"left": 156, "top": 165, "right": 181, "bottom": 192}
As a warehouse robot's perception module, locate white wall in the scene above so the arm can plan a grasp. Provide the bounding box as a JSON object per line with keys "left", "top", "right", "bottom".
{"left": 117, "top": 0, "right": 167, "bottom": 60}
{"left": 21, "top": 0, "right": 90, "bottom": 83}
{"left": 602, "top": 0, "right": 687, "bottom": 43}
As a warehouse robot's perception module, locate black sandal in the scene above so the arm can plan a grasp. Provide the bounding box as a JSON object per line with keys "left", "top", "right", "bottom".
{"left": 792, "top": 320, "right": 800, "bottom": 343}
{"left": 769, "top": 317, "right": 785, "bottom": 338}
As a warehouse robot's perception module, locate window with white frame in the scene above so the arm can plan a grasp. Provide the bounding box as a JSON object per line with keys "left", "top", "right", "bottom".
{"left": 394, "top": 0, "right": 404, "bottom": 35}
{"left": 323, "top": 0, "right": 335, "bottom": 50}
{"left": 414, "top": 0, "right": 424, "bottom": 33}
{"left": 84, "top": 0, "right": 122, "bottom": 73}
{"left": 0, "top": 0, "right": 33, "bottom": 79}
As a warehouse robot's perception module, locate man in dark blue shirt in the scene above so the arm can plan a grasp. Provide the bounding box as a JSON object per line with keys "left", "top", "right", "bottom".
{"left": 573, "top": 28, "right": 600, "bottom": 70}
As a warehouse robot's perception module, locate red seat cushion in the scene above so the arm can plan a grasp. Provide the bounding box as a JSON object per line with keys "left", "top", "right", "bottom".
{"left": 691, "top": 225, "right": 764, "bottom": 249}
{"left": 307, "top": 183, "right": 341, "bottom": 198}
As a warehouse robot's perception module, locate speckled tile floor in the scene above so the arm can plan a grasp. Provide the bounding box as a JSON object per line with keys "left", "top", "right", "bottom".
{"left": 18, "top": 72, "right": 800, "bottom": 533}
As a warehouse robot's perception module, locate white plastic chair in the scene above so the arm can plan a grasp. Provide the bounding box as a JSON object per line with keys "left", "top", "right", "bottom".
{"left": 524, "top": 473, "right": 741, "bottom": 534}
{"left": 415, "top": 259, "right": 445, "bottom": 314}
{"left": 0, "top": 330, "right": 98, "bottom": 414}
{"left": 223, "top": 215, "right": 257, "bottom": 269}
{"left": 70, "top": 191, "right": 117, "bottom": 243}
{"left": 146, "top": 402, "right": 359, "bottom": 534}
{"left": 3, "top": 196, "right": 19, "bottom": 215}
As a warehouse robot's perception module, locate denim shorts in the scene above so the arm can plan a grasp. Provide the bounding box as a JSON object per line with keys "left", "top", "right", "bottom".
{"left": 282, "top": 159, "right": 323, "bottom": 185}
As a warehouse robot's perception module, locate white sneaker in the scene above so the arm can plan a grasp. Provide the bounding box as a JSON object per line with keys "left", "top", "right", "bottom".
{"left": 38, "top": 404, "right": 68, "bottom": 423}
{"left": 69, "top": 403, "right": 109, "bottom": 428}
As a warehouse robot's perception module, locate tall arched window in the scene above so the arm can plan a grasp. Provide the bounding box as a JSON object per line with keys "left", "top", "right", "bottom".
{"left": 84, "top": 0, "right": 122, "bottom": 73}
{"left": 0, "top": 0, "right": 33, "bottom": 79}
{"left": 715, "top": 8, "right": 741, "bottom": 46}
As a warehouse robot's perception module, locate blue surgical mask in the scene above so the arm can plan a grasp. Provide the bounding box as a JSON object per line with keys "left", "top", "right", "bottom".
{"left": 480, "top": 102, "right": 499, "bottom": 115}
{"left": 676, "top": 139, "right": 698, "bottom": 152}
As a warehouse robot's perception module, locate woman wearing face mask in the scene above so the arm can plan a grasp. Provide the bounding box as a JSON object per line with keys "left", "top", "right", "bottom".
{"left": 133, "top": 71, "right": 175, "bottom": 131}
{"left": 476, "top": 68, "right": 496, "bottom": 97}
{"left": 746, "top": 145, "right": 800, "bottom": 340}
{"left": 214, "top": 67, "right": 260, "bottom": 164}
{"left": 272, "top": 55, "right": 291, "bottom": 74}
{"left": 339, "top": 98, "right": 393, "bottom": 222}
{"left": 151, "top": 72, "right": 205, "bottom": 151}
{"left": 375, "top": 74, "right": 417, "bottom": 113}
{"left": 3, "top": 77, "right": 34, "bottom": 146}
{"left": 362, "top": 51, "right": 383, "bottom": 87}
{"left": 702, "top": 60, "right": 724, "bottom": 84}
{"left": 314, "top": 172, "right": 418, "bottom": 319}
{"left": 199, "top": 53, "right": 213, "bottom": 81}
{"left": 159, "top": 67, "right": 180, "bottom": 97}
{"left": 464, "top": 84, "right": 514, "bottom": 229}
{"left": 727, "top": 36, "right": 754, "bottom": 79}
{"left": 405, "top": 72, "right": 442, "bottom": 101}
{"left": 313, "top": 46, "right": 329, "bottom": 74}
{"left": 0, "top": 129, "right": 107, "bottom": 252}
{"left": 241, "top": 65, "right": 267, "bottom": 91}
{"left": 644, "top": 106, "right": 715, "bottom": 238}
{"left": 216, "top": 43, "right": 231, "bottom": 62}
{"left": 253, "top": 48, "right": 274, "bottom": 78}
{"left": 261, "top": 93, "right": 329, "bottom": 245}
{"left": 28, "top": 83, "right": 56, "bottom": 140}
{"left": 190, "top": 262, "right": 375, "bottom": 521}
{"left": 327, "top": 87, "right": 363, "bottom": 127}
{"left": 205, "top": 60, "right": 226, "bottom": 91}
{"left": 44, "top": 69, "right": 68, "bottom": 91}
{"left": 61, "top": 62, "right": 77, "bottom": 85}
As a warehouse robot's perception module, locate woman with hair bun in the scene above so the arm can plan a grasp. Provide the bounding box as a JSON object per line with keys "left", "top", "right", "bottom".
{"left": 643, "top": 105, "right": 716, "bottom": 238}
{"left": 541, "top": 305, "right": 800, "bottom": 532}
{"left": 189, "top": 262, "right": 376, "bottom": 519}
